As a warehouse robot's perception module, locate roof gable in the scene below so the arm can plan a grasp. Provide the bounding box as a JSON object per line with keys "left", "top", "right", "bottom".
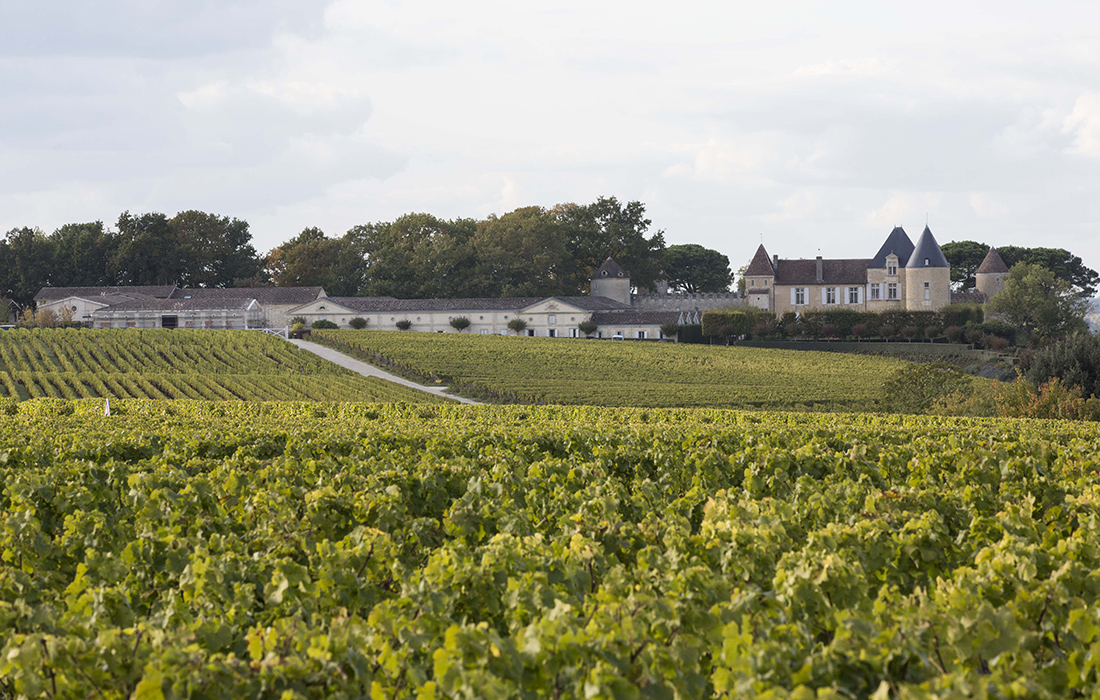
{"left": 906, "top": 226, "right": 950, "bottom": 269}
{"left": 869, "top": 227, "right": 915, "bottom": 269}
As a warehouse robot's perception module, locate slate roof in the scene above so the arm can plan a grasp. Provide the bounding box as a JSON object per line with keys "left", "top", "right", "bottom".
{"left": 744, "top": 244, "right": 775, "bottom": 276}
{"left": 774, "top": 259, "right": 871, "bottom": 286}
{"left": 906, "top": 226, "right": 949, "bottom": 269}
{"left": 590, "top": 310, "right": 680, "bottom": 325}
{"left": 34, "top": 285, "right": 177, "bottom": 302}
{"left": 976, "top": 248, "right": 1009, "bottom": 274}
{"left": 590, "top": 257, "right": 629, "bottom": 280}
{"left": 306, "top": 295, "right": 630, "bottom": 314}
{"left": 169, "top": 287, "right": 324, "bottom": 304}
{"left": 98, "top": 297, "right": 259, "bottom": 312}
{"left": 869, "top": 227, "right": 915, "bottom": 269}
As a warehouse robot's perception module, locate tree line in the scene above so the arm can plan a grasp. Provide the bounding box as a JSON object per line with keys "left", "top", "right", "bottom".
{"left": 0, "top": 197, "right": 734, "bottom": 312}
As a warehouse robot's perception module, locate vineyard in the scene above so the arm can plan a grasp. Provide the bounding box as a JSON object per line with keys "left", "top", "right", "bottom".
{"left": 0, "top": 328, "right": 440, "bottom": 403}
{"left": 3, "top": 399, "right": 1100, "bottom": 697}
{"left": 310, "top": 330, "right": 907, "bottom": 409}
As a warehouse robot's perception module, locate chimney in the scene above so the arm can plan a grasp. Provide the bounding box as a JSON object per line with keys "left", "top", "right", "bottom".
{"left": 772, "top": 254, "right": 779, "bottom": 269}
{"left": 815, "top": 256, "right": 823, "bottom": 283}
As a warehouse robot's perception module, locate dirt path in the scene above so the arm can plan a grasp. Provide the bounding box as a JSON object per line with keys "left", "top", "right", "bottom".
{"left": 289, "top": 339, "right": 485, "bottom": 405}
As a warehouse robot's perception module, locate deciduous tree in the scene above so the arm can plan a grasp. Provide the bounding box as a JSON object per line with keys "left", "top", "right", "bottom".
{"left": 662, "top": 244, "right": 733, "bottom": 293}
{"left": 987, "top": 262, "right": 1089, "bottom": 341}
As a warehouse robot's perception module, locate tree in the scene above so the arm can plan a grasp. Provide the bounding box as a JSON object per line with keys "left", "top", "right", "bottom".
{"left": 111, "top": 211, "right": 186, "bottom": 286}
{"left": 350, "top": 214, "right": 478, "bottom": 298}
{"left": 168, "top": 210, "right": 263, "bottom": 288}
{"left": 987, "top": 262, "right": 1089, "bottom": 341}
{"left": 265, "top": 227, "right": 364, "bottom": 296}
{"left": 551, "top": 197, "right": 666, "bottom": 293}
{"left": 450, "top": 316, "right": 471, "bottom": 332}
{"left": 941, "top": 240, "right": 990, "bottom": 290}
{"left": 997, "top": 246, "right": 1099, "bottom": 299}
{"left": 662, "top": 244, "right": 733, "bottom": 293}
{"left": 659, "top": 322, "right": 679, "bottom": 340}
{"left": 1026, "top": 333, "right": 1100, "bottom": 399}
{"left": 0, "top": 227, "right": 54, "bottom": 306}
{"left": 49, "top": 221, "right": 119, "bottom": 287}
{"left": 578, "top": 320, "right": 598, "bottom": 337}
{"left": 507, "top": 318, "right": 528, "bottom": 334}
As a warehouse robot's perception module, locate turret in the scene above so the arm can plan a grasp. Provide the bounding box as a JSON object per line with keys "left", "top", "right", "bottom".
{"left": 975, "top": 247, "right": 1009, "bottom": 300}
{"left": 743, "top": 244, "right": 775, "bottom": 310}
{"left": 904, "top": 226, "right": 950, "bottom": 310}
{"left": 589, "top": 257, "right": 632, "bottom": 306}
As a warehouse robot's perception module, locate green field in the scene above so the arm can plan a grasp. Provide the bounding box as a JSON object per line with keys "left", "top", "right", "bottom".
{"left": 3, "top": 399, "right": 1100, "bottom": 697}
{"left": 0, "top": 328, "right": 440, "bottom": 403}
{"left": 311, "top": 330, "right": 908, "bottom": 409}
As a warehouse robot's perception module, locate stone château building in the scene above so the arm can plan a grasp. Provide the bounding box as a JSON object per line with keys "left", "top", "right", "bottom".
{"left": 743, "top": 226, "right": 952, "bottom": 315}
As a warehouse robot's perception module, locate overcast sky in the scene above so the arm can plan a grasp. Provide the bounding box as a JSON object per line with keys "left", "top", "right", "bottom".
{"left": 2, "top": 0, "right": 1099, "bottom": 277}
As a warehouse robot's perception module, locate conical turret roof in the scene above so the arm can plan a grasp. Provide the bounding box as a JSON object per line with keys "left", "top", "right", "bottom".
{"left": 869, "top": 226, "right": 915, "bottom": 268}
{"left": 906, "top": 226, "right": 950, "bottom": 268}
{"left": 976, "top": 247, "right": 1009, "bottom": 274}
{"left": 590, "top": 257, "right": 629, "bottom": 280}
{"left": 744, "top": 244, "right": 775, "bottom": 276}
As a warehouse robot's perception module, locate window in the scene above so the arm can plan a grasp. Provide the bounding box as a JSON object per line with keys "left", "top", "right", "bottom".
{"left": 887, "top": 262, "right": 897, "bottom": 275}
{"left": 548, "top": 315, "right": 556, "bottom": 324}
{"left": 637, "top": 330, "right": 646, "bottom": 339}
{"left": 924, "top": 258, "right": 930, "bottom": 266}
{"left": 924, "top": 282, "right": 930, "bottom": 300}
{"left": 870, "top": 283, "right": 881, "bottom": 300}
{"left": 500, "top": 330, "right": 507, "bottom": 335}
{"left": 526, "top": 329, "right": 535, "bottom": 337}
{"left": 750, "top": 279, "right": 755, "bottom": 286}
{"left": 888, "top": 283, "right": 898, "bottom": 300}
{"left": 480, "top": 329, "right": 488, "bottom": 334}
{"left": 548, "top": 329, "right": 556, "bottom": 337}
{"left": 848, "top": 287, "right": 860, "bottom": 304}
{"left": 794, "top": 288, "right": 807, "bottom": 305}
{"left": 825, "top": 287, "right": 837, "bottom": 304}
{"left": 570, "top": 328, "right": 579, "bottom": 338}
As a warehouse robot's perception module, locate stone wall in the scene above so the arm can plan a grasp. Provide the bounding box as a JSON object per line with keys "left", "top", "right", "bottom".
{"left": 632, "top": 292, "right": 743, "bottom": 311}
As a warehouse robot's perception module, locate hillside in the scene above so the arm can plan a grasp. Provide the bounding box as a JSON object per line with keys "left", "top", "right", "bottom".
{"left": 0, "top": 328, "right": 441, "bottom": 403}
{"left": 310, "top": 330, "right": 909, "bottom": 410}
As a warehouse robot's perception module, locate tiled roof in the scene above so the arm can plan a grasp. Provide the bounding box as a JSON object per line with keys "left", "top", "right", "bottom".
{"left": 906, "top": 226, "right": 949, "bottom": 269}
{"left": 976, "top": 248, "right": 1009, "bottom": 274}
{"left": 951, "top": 289, "right": 987, "bottom": 304}
{"left": 744, "top": 244, "right": 775, "bottom": 276}
{"left": 590, "top": 310, "right": 680, "bottom": 325}
{"left": 774, "top": 259, "right": 871, "bottom": 285}
{"left": 590, "top": 257, "right": 629, "bottom": 280}
{"left": 869, "top": 227, "right": 915, "bottom": 269}
{"left": 170, "top": 287, "right": 324, "bottom": 304}
{"left": 35, "top": 285, "right": 177, "bottom": 301}
{"left": 547, "top": 296, "right": 629, "bottom": 311}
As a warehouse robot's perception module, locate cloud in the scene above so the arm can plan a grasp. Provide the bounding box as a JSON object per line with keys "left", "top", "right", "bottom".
{"left": 863, "top": 192, "right": 943, "bottom": 229}
{"left": 1063, "top": 93, "right": 1100, "bottom": 157}
{"left": 793, "top": 58, "right": 894, "bottom": 77}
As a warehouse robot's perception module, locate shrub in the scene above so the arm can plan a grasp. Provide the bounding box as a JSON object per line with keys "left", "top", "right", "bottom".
{"left": 879, "top": 324, "right": 895, "bottom": 341}
{"left": 311, "top": 319, "right": 339, "bottom": 330}
{"left": 1027, "top": 333, "right": 1100, "bottom": 399}
{"left": 944, "top": 326, "right": 964, "bottom": 343}
{"left": 996, "top": 375, "right": 1100, "bottom": 421}
{"left": 851, "top": 323, "right": 867, "bottom": 341}
{"left": 349, "top": 317, "right": 368, "bottom": 329}
{"left": 578, "top": 320, "right": 599, "bottom": 337}
{"left": 291, "top": 316, "right": 307, "bottom": 326}
{"left": 751, "top": 316, "right": 777, "bottom": 339}
{"left": 449, "top": 316, "right": 471, "bottom": 332}
{"left": 820, "top": 323, "right": 837, "bottom": 339}
{"left": 940, "top": 303, "right": 984, "bottom": 328}
{"left": 507, "top": 319, "right": 527, "bottom": 334}
{"left": 701, "top": 310, "right": 753, "bottom": 339}
{"left": 396, "top": 320, "right": 413, "bottom": 330}
{"left": 659, "top": 322, "right": 679, "bottom": 339}
{"left": 900, "top": 325, "right": 919, "bottom": 342}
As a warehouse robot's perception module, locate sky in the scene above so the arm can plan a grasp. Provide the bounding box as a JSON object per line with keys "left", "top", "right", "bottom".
{"left": 2, "top": 0, "right": 1099, "bottom": 278}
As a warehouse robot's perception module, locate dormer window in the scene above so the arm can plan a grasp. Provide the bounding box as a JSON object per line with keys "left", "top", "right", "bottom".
{"left": 924, "top": 258, "right": 929, "bottom": 266}
{"left": 602, "top": 271, "right": 608, "bottom": 276}
{"left": 887, "top": 261, "right": 897, "bottom": 276}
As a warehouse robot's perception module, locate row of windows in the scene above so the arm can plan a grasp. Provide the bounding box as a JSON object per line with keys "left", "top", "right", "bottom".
{"left": 790, "top": 281, "right": 932, "bottom": 306}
